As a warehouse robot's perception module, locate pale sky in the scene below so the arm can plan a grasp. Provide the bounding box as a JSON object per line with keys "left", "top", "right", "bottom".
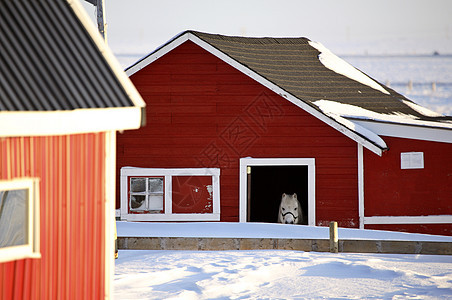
{"left": 82, "top": 0, "right": 452, "bottom": 56}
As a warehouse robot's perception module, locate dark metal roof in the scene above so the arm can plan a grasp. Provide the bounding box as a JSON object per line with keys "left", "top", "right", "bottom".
{"left": 188, "top": 31, "right": 451, "bottom": 123}
{"left": 0, "top": 0, "right": 135, "bottom": 111}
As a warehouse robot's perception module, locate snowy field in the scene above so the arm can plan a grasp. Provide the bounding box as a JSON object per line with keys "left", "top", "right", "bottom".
{"left": 115, "top": 249, "right": 452, "bottom": 299}
{"left": 115, "top": 222, "right": 452, "bottom": 299}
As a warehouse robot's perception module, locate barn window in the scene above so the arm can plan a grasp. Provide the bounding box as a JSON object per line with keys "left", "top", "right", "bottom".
{"left": 0, "top": 178, "right": 40, "bottom": 263}
{"left": 129, "top": 177, "right": 164, "bottom": 212}
{"left": 401, "top": 152, "right": 424, "bottom": 169}
{"left": 120, "top": 168, "right": 220, "bottom": 221}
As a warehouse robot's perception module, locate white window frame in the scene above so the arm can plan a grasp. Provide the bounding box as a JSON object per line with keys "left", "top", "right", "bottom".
{"left": 0, "top": 178, "right": 40, "bottom": 263}
{"left": 400, "top": 152, "right": 424, "bottom": 169}
{"left": 128, "top": 177, "right": 165, "bottom": 212}
{"left": 239, "top": 158, "right": 316, "bottom": 225}
{"left": 120, "top": 167, "right": 220, "bottom": 221}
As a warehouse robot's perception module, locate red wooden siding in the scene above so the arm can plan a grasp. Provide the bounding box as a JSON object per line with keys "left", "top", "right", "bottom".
{"left": 172, "top": 176, "right": 213, "bottom": 214}
{"left": 0, "top": 134, "right": 106, "bottom": 299}
{"left": 364, "top": 136, "right": 452, "bottom": 235}
{"left": 117, "top": 40, "right": 360, "bottom": 227}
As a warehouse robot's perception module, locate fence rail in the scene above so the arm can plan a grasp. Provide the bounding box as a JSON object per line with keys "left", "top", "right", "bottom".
{"left": 385, "top": 81, "right": 452, "bottom": 92}
{"left": 118, "top": 236, "right": 452, "bottom": 255}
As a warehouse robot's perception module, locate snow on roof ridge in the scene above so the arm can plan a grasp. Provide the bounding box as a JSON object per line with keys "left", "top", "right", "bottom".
{"left": 314, "top": 100, "right": 452, "bottom": 130}
{"left": 308, "top": 41, "right": 390, "bottom": 95}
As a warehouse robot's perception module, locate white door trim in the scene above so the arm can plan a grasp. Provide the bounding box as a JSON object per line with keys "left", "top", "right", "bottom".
{"left": 239, "top": 158, "right": 315, "bottom": 225}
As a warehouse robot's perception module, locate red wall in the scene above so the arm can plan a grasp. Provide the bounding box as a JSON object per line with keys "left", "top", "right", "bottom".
{"left": 364, "top": 136, "right": 452, "bottom": 235}
{"left": 0, "top": 134, "right": 106, "bottom": 299}
{"left": 117, "top": 40, "right": 360, "bottom": 227}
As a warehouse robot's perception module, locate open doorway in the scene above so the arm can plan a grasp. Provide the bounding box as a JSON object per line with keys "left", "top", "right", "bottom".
{"left": 248, "top": 166, "right": 308, "bottom": 224}
{"left": 240, "top": 158, "right": 315, "bottom": 225}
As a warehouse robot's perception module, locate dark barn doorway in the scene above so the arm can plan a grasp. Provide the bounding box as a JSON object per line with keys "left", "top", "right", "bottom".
{"left": 248, "top": 166, "right": 308, "bottom": 224}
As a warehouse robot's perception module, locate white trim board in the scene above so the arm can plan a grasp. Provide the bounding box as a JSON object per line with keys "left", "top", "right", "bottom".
{"left": 352, "top": 120, "right": 452, "bottom": 143}
{"left": 125, "top": 32, "right": 385, "bottom": 156}
{"left": 125, "top": 34, "right": 189, "bottom": 76}
{"left": 121, "top": 167, "right": 221, "bottom": 177}
{"left": 364, "top": 215, "right": 452, "bottom": 225}
{"left": 239, "top": 158, "right": 316, "bottom": 226}
{"left": 103, "top": 131, "right": 116, "bottom": 299}
{"left": 357, "top": 144, "right": 365, "bottom": 229}
{"left": 0, "top": 107, "right": 143, "bottom": 137}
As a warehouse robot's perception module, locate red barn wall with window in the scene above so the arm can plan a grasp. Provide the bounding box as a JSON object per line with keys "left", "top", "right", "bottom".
{"left": 117, "top": 40, "right": 360, "bottom": 227}
{"left": 364, "top": 136, "right": 452, "bottom": 235}
{"left": 0, "top": 134, "right": 107, "bottom": 299}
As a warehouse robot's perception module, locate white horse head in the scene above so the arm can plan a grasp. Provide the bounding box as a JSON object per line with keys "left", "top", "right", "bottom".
{"left": 278, "top": 193, "right": 302, "bottom": 224}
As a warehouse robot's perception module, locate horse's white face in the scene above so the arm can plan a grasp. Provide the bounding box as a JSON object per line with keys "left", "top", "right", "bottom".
{"left": 279, "top": 193, "right": 300, "bottom": 224}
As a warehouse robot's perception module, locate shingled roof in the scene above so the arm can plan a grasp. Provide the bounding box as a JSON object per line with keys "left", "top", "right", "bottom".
{"left": 0, "top": 0, "right": 145, "bottom": 136}
{"left": 191, "top": 31, "right": 451, "bottom": 122}
{"left": 126, "top": 30, "right": 452, "bottom": 154}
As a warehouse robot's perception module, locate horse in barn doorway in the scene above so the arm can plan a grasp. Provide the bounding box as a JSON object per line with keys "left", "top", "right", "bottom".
{"left": 277, "top": 193, "right": 303, "bottom": 224}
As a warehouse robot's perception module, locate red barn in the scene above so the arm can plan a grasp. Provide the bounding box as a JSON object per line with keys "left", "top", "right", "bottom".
{"left": 117, "top": 31, "right": 452, "bottom": 236}
{"left": 0, "top": 1, "right": 144, "bottom": 299}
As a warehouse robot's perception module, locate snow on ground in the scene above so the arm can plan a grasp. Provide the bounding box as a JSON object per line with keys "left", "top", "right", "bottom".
{"left": 115, "top": 250, "right": 452, "bottom": 299}
{"left": 115, "top": 223, "right": 452, "bottom": 299}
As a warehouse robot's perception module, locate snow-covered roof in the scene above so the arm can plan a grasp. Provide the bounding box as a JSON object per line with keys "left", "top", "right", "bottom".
{"left": 314, "top": 100, "right": 452, "bottom": 130}
{"left": 308, "top": 41, "right": 390, "bottom": 95}
{"left": 126, "top": 31, "right": 452, "bottom": 155}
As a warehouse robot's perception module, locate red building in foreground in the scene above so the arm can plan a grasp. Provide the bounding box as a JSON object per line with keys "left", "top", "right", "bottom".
{"left": 0, "top": 1, "right": 145, "bottom": 299}
{"left": 117, "top": 31, "right": 452, "bottom": 236}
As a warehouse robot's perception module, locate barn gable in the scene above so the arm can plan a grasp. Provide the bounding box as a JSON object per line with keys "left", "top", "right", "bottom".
{"left": 127, "top": 30, "right": 452, "bottom": 156}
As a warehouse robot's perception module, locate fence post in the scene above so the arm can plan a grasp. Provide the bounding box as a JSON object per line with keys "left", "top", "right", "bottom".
{"left": 408, "top": 80, "right": 413, "bottom": 91}
{"left": 329, "top": 221, "right": 338, "bottom": 253}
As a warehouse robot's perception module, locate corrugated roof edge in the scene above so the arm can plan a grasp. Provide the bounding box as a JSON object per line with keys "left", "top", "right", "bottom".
{"left": 68, "top": 0, "right": 146, "bottom": 115}
{"left": 0, "top": 0, "right": 146, "bottom": 137}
